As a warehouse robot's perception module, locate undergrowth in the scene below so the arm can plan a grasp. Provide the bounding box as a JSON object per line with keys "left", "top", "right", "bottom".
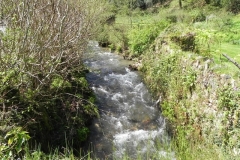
{"left": 115, "top": 1, "right": 240, "bottom": 159}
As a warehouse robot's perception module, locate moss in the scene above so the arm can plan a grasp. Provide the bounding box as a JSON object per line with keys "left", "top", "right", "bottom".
{"left": 77, "top": 127, "right": 89, "bottom": 142}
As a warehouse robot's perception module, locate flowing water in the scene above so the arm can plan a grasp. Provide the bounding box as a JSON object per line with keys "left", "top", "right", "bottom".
{"left": 0, "top": 26, "right": 5, "bottom": 33}
{"left": 84, "top": 42, "right": 174, "bottom": 160}
{"left": 0, "top": 24, "right": 6, "bottom": 33}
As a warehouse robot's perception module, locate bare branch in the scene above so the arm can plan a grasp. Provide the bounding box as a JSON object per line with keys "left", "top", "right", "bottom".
{"left": 222, "top": 53, "right": 240, "bottom": 70}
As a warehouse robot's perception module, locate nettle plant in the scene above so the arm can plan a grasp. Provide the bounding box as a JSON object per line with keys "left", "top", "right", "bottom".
{"left": 183, "top": 68, "right": 197, "bottom": 96}
{"left": 195, "top": 29, "right": 224, "bottom": 57}
{"left": 0, "top": 0, "right": 107, "bottom": 154}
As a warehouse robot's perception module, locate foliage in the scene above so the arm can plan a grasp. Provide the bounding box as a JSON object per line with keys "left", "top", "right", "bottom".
{"left": 172, "top": 32, "right": 196, "bottom": 51}
{"left": 77, "top": 127, "right": 90, "bottom": 142}
{"left": 23, "top": 145, "right": 91, "bottom": 160}
{"left": 128, "top": 20, "right": 169, "bottom": 56}
{"left": 217, "top": 86, "right": 240, "bottom": 149}
{"left": 140, "top": 21, "right": 239, "bottom": 158}
{"left": 221, "top": 16, "right": 240, "bottom": 44}
{"left": 183, "top": 69, "right": 197, "bottom": 95}
{"left": 0, "top": 127, "right": 30, "bottom": 159}
{"left": 194, "top": 29, "right": 222, "bottom": 57}
{"left": 96, "top": 23, "right": 130, "bottom": 53}
{"left": 0, "top": 0, "right": 110, "bottom": 156}
{"left": 192, "top": 11, "right": 206, "bottom": 22}
{"left": 227, "top": 0, "right": 240, "bottom": 14}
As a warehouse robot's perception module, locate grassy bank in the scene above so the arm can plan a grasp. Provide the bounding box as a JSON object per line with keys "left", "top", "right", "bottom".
{"left": 100, "top": 1, "right": 240, "bottom": 159}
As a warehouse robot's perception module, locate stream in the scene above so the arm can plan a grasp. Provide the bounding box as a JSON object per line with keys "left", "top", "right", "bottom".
{"left": 84, "top": 41, "right": 174, "bottom": 159}
{"left": 0, "top": 26, "right": 6, "bottom": 33}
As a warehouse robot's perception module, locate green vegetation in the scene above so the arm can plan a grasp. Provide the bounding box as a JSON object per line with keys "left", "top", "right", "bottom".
{"left": 128, "top": 20, "right": 169, "bottom": 57}
{"left": 97, "top": 0, "right": 240, "bottom": 159}
{"left": 1, "top": 0, "right": 240, "bottom": 159}
{"left": 0, "top": 0, "right": 110, "bottom": 159}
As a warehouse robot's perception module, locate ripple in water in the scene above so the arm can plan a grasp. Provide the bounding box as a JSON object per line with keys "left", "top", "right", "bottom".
{"left": 84, "top": 42, "right": 175, "bottom": 160}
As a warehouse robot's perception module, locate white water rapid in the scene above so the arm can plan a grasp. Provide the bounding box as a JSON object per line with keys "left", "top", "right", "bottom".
{"left": 84, "top": 42, "right": 175, "bottom": 160}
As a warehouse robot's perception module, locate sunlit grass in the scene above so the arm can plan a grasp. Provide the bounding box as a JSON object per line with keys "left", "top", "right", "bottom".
{"left": 23, "top": 144, "right": 92, "bottom": 160}
{"left": 231, "top": 14, "right": 240, "bottom": 27}
{"left": 115, "top": 12, "right": 162, "bottom": 27}
{"left": 211, "top": 43, "right": 240, "bottom": 78}
{"left": 221, "top": 43, "right": 240, "bottom": 60}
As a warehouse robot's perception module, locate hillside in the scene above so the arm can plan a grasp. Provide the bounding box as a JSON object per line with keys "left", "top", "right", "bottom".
{"left": 98, "top": 0, "right": 240, "bottom": 159}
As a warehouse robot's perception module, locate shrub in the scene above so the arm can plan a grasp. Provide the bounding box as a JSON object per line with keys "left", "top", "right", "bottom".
{"left": 96, "top": 23, "right": 130, "bottom": 53}
{"left": 193, "top": 12, "right": 206, "bottom": 22}
{"left": 128, "top": 20, "right": 169, "bottom": 56}
{"left": 195, "top": 29, "right": 222, "bottom": 57}
{"left": 0, "top": 0, "right": 108, "bottom": 155}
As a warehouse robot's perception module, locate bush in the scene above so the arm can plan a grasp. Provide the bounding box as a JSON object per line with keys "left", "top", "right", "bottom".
{"left": 0, "top": 0, "right": 108, "bottom": 155}
{"left": 128, "top": 20, "right": 169, "bottom": 57}
{"left": 193, "top": 12, "right": 206, "bottom": 22}
{"left": 96, "top": 23, "right": 130, "bottom": 53}
{"left": 194, "top": 29, "right": 223, "bottom": 57}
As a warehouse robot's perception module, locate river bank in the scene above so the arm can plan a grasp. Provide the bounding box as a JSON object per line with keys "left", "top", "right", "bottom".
{"left": 139, "top": 34, "right": 240, "bottom": 159}
{"left": 98, "top": 1, "right": 240, "bottom": 158}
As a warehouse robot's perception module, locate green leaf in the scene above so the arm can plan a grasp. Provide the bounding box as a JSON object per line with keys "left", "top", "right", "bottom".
{"left": 7, "top": 138, "right": 14, "bottom": 145}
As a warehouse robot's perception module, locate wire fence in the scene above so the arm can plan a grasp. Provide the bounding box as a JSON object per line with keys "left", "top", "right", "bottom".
{"left": 114, "top": 21, "right": 158, "bottom": 29}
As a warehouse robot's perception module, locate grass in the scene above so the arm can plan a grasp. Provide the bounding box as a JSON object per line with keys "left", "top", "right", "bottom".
{"left": 187, "top": 8, "right": 240, "bottom": 78}
{"left": 211, "top": 43, "right": 240, "bottom": 78}
{"left": 115, "top": 8, "right": 167, "bottom": 27}
{"left": 116, "top": 2, "right": 240, "bottom": 160}
{"left": 20, "top": 143, "right": 93, "bottom": 160}
{"left": 221, "top": 43, "right": 240, "bottom": 57}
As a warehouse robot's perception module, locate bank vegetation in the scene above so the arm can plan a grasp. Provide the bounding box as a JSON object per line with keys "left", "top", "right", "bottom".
{"left": 98, "top": 0, "right": 240, "bottom": 159}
